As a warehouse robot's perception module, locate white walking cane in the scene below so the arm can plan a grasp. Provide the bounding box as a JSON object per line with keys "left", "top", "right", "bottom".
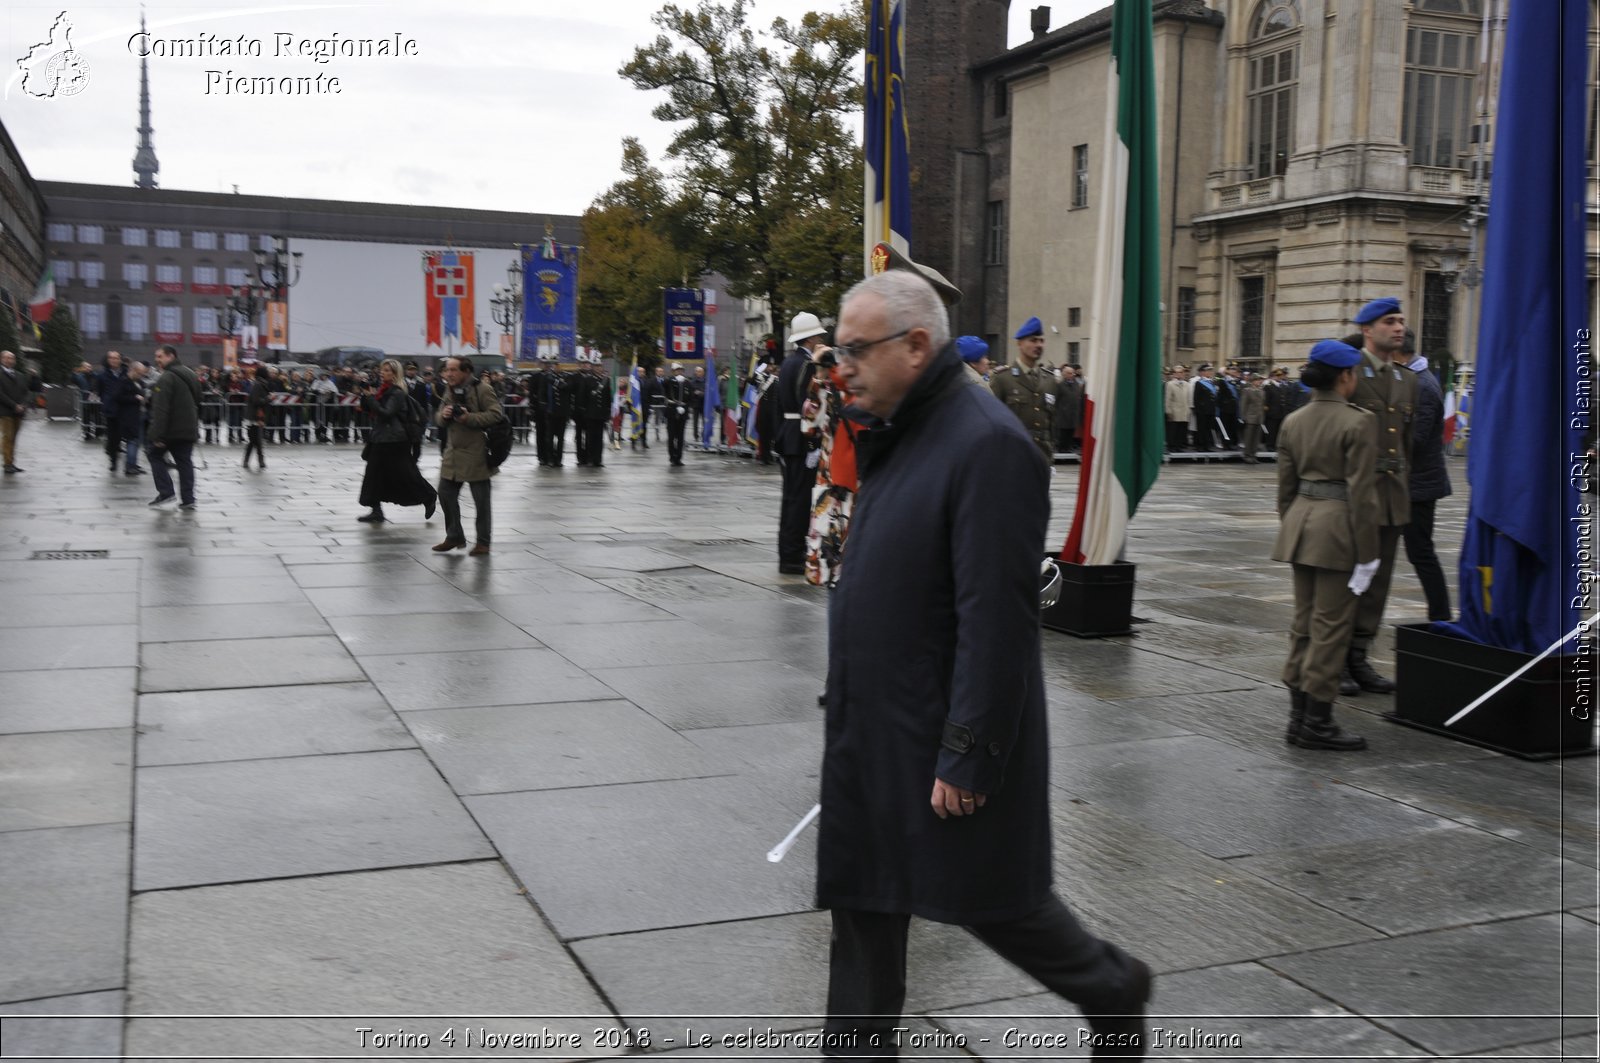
{"left": 1443, "top": 621, "right": 1589, "bottom": 727}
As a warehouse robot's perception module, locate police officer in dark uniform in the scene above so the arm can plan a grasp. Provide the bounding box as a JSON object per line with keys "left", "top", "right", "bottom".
{"left": 1191, "top": 363, "right": 1220, "bottom": 451}
{"left": 537, "top": 354, "right": 571, "bottom": 467}
{"left": 572, "top": 352, "right": 610, "bottom": 466}
{"left": 528, "top": 355, "right": 552, "bottom": 465}
{"left": 1273, "top": 339, "right": 1379, "bottom": 751}
{"left": 1339, "top": 296, "right": 1417, "bottom": 695}
{"left": 989, "top": 316, "right": 1057, "bottom": 464}
{"left": 662, "top": 362, "right": 693, "bottom": 466}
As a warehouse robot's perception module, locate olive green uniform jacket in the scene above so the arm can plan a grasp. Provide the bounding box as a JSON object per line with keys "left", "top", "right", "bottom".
{"left": 1347, "top": 351, "right": 1417, "bottom": 526}
{"left": 1272, "top": 393, "right": 1381, "bottom": 570}
{"left": 989, "top": 363, "right": 1056, "bottom": 461}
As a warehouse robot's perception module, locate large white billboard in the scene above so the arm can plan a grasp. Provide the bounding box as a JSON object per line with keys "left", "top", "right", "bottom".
{"left": 287, "top": 238, "right": 522, "bottom": 358}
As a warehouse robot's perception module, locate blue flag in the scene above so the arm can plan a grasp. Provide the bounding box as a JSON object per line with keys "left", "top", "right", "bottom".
{"left": 1448, "top": 0, "right": 1590, "bottom": 656}
{"left": 702, "top": 351, "right": 718, "bottom": 449}
{"left": 521, "top": 240, "right": 580, "bottom": 362}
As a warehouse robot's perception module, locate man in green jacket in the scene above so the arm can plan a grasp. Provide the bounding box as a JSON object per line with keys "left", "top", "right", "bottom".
{"left": 433, "top": 355, "right": 504, "bottom": 556}
{"left": 147, "top": 345, "right": 201, "bottom": 508}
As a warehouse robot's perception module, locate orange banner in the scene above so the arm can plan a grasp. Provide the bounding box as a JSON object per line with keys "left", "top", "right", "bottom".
{"left": 266, "top": 301, "right": 288, "bottom": 349}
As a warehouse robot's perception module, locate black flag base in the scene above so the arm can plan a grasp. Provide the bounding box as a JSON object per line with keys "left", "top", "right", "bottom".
{"left": 1040, "top": 558, "right": 1136, "bottom": 638}
{"left": 1386, "top": 623, "right": 1598, "bottom": 760}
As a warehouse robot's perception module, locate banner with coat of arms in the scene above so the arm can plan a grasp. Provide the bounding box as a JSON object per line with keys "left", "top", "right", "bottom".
{"left": 521, "top": 238, "right": 580, "bottom": 362}
{"left": 662, "top": 288, "right": 704, "bottom": 362}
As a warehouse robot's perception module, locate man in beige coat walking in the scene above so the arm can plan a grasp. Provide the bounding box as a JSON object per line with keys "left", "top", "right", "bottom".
{"left": 433, "top": 356, "right": 504, "bottom": 556}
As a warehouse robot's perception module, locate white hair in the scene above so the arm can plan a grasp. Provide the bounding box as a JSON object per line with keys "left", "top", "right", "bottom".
{"left": 840, "top": 270, "right": 951, "bottom": 350}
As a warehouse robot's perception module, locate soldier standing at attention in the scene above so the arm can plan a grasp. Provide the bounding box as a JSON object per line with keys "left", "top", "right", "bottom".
{"left": 990, "top": 316, "right": 1057, "bottom": 464}
{"left": 1338, "top": 296, "right": 1417, "bottom": 696}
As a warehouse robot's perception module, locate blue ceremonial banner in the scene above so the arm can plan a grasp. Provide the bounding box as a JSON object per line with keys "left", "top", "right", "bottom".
{"left": 863, "top": 0, "right": 911, "bottom": 272}
{"left": 1446, "top": 0, "right": 1590, "bottom": 656}
{"left": 663, "top": 288, "right": 705, "bottom": 362}
{"left": 521, "top": 239, "right": 580, "bottom": 362}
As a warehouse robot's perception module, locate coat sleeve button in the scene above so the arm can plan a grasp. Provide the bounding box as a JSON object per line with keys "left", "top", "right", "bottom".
{"left": 987, "top": 741, "right": 1002, "bottom": 756}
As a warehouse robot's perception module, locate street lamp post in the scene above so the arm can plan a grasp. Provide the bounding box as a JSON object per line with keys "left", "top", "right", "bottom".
{"left": 252, "top": 236, "right": 303, "bottom": 359}
{"left": 491, "top": 261, "right": 523, "bottom": 363}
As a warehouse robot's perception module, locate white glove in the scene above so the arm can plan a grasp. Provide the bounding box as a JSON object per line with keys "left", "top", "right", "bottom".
{"left": 805, "top": 449, "right": 821, "bottom": 469}
{"left": 1348, "top": 560, "right": 1380, "bottom": 596}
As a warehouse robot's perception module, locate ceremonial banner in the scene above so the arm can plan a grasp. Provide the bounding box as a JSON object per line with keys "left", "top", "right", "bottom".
{"left": 863, "top": 0, "right": 912, "bottom": 272}
{"left": 424, "top": 251, "right": 475, "bottom": 348}
{"left": 1061, "top": 0, "right": 1164, "bottom": 567}
{"left": 663, "top": 288, "right": 705, "bottom": 362}
{"left": 1446, "top": 0, "right": 1589, "bottom": 655}
{"left": 265, "top": 301, "right": 288, "bottom": 350}
{"left": 521, "top": 239, "right": 580, "bottom": 362}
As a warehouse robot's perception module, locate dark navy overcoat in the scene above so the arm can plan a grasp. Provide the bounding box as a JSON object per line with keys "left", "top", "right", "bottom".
{"left": 817, "top": 344, "right": 1054, "bottom": 924}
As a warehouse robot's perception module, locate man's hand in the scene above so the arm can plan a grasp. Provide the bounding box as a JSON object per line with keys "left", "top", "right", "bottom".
{"left": 150, "top": 440, "right": 166, "bottom": 450}
{"left": 931, "top": 778, "right": 986, "bottom": 819}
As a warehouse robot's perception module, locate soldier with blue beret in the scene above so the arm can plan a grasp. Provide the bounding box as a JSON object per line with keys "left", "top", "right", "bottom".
{"left": 991, "top": 317, "right": 1055, "bottom": 462}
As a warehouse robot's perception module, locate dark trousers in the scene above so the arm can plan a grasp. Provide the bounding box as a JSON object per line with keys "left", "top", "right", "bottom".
{"left": 666, "top": 407, "right": 688, "bottom": 464}
{"left": 777, "top": 454, "right": 817, "bottom": 566}
{"left": 825, "top": 900, "right": 1146, "bottom": 1060}
{"left": 438, "top": 477, "right": 491, "bottom": 545}
{"left": 1403, "top": 499, "right": 1452, "bottom": 621}
{"left": 544, "top": 414, "right": 568, "bottom": 465}
{"left": 577, "top": 418, "right": 606, "bottom": 466}
{"left": 1351, "top": 524, "right": 1404, "bottom": 652}
{"left": 1192, "top": 414, "right": 1215, "bottom": 451}
{"left": 105, "top": 422, "right": 124, "bottom": 469}
{"left": 1165, "top": 420, "right": 1187, "bottom": 452}
{"left": 243, "top": 423, "right": 266, "bottom": 466}
{"left": 148, "top": 440, "right": 195, "bottom": 504}
{"left": 533, "top": 411, "right": 550, "bottom": 464}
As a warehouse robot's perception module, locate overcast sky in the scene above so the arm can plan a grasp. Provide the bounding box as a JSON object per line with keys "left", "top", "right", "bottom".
{"left": 3, "top": 0, "right": 1105, "bottom": 216}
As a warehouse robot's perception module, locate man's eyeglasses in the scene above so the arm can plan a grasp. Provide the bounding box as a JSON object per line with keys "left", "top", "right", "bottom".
{"left": 836, "top": 329, "right": 911, "bottom": 362}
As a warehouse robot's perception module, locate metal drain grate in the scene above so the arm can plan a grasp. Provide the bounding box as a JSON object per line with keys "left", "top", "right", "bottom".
{"left": 30, "top": 549, "right": 112, "bottom": 560}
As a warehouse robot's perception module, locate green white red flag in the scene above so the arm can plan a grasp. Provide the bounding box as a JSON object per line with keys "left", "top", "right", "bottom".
{"left": 28, "top": 264, "right": 55, "bottom": 323}
{"left": 1061, "top": 0, "right": 1164, "bottom": 566}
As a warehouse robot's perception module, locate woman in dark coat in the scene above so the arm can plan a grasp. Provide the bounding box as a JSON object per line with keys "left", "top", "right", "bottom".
{"left": 357, "top": 359, "right": 436, "bottom": 523}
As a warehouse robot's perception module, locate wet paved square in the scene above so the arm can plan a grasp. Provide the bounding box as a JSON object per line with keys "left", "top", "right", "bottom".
{"left": 0, "top": 422, "right": 1591, "bottom": 1059}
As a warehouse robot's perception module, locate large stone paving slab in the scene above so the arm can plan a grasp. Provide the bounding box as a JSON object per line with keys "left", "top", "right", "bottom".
{"left": 0, "top": 591, "right": 137, "bottom": 628}
{"left": 0, "top": 990, "right": 125, "bottom": 1063}
{"left": 139, "top": 634, "right": 364, "bottom": 692}
{"left": 302, "top": 581, "right": 488, "bottom": 617}
{"left": 405, "top": 700, "right": 734, "bottom": 795}
{"left": 933, "top": 961, "right": 1418, "bottom": 1061}
{"left": 0, "top": 624, "right": 137, "bottom": 672}
{"left": 1039, "top": 640, "right": 1257, "bottom": 700}
{"left": 330, "top": 610, "right": 541, "bottom": 655}
{"left": 484, "top": 589, "right": 677, "bottom": 626}
{"left": 0, "top": 729, "right": 132, "bottom": 832}
{"left": 686, "top": 720, "right": 825, "bottom": 779}
{"left": 1049, "top": 734, "right": 1450, "bottom": 859}
{"left": 1233, "top": 825, "right": 1599, "bottom": 934}
{"left": 526, "top": 618, "right": 774, "bottom": 670}
{"left": 363, "top": 647, "right": 617, "bottom": 711}
{"left": 592, "top": 659, "right": 823, "bottom": 731}
{"left": 139, "top": 600, "right": 332, "bottom": 642}
{"left": 0, "top": 667, "right": 135, "bottom": 735}
{"left": 653, "top": 598, "right": 827, "bottom": 640}
{"left": 286, "top": 560, "right": 438, "bottom": 587}
{"left": 138, "top": 575, "right": 309, "bottom": 607}
{"left": 1265, "top": 914, "right": 1598, "bottom": 1055}
{"left": 1048, "top": 801, "right": 1379, "bottom": 970}
{"left": 0, "top": 558, "right": 139, "bottom": 596}
{"left": 0, "top": 825, "right": 128, "bottom": 1003}
{"left": 133, "top": 748, "right": 493, "bottom": 890}
{"left": 126, "top": 862, "right": 622, "bottom": 1060}
{"left": 137, "top": 682, "right": 414, "bottom": 766}
{"left": 468, "top": 775, "right": 819, "bottom": 939}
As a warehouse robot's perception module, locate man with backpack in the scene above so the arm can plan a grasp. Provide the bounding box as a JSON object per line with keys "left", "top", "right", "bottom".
{"left": 433, "top": 355, "right": 505, "bottom": 556}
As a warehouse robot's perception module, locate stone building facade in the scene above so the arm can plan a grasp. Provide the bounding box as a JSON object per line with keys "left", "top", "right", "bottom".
{"left": 0, "top": 122, "right": 46, "bottom": 344}
{"left": 909, "top": 0, "right": 1599, "bottom": 375}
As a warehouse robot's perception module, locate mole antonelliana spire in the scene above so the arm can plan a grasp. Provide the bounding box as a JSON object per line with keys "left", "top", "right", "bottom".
{"left": 132, "top": 8, "right": 159, "bottom": 189}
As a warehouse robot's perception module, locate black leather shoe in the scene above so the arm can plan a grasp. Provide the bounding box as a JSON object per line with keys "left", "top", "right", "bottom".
{"left": 1291, "top": 699, "right": 1368, "bottom": 751}
{"left": 1338, "top": 670, "right": 1361, "bottom": 696}
{"left": 1346, "top": 649, "right": 1396, "bottom": 694}
{"left": 778, "top": 562, "right": 805, "bottom": 575}
{"left": 1286, "top": 688, "right": 1307, "bottom": 743}
{"left": 357, "top": 510, "right": 386, "bottom": 523}
{"left": 1086, "top": 957, "right": 1152, "bottom": 1059}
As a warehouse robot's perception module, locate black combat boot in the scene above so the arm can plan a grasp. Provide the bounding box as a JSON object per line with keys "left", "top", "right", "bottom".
{"left": 1291, "top": 699, "right": 1367, "bottom": 751}
{"left": 1286, "top": 687, "right": 1307, "bottom": 743}
{"left": 1346, "top": 647, "right": 1396, "bottom": 694}
{"left": 1338, "top": 669, "right": 1361, "bottom": 696}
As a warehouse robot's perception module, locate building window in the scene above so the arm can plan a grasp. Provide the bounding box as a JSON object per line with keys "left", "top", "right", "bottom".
{"left": 1072, "top": 145, "right": 1089, "bottom": 208}
{"left": 47, "top": 223, "right": 73, "bottom": 243}
{"left": 76, "top": 225, "right": 103, "bottom": 244}
{"left": 1067, "top": 341, "right": 1081, "bottom": 362}
{"left": 1176, "top": 286, "right": 1197, "bottom": 349}
{"left": 1239, "top": 276, "right": 1266, "bottom": 364}
{"left": 155, "top": 229, "right": 181, "bottom": 249}
{"left": 1421, "top": 271, "right": 1455, "bottom": 357}
{"left": 192, "top": 231, "right": 217, "bottom": 250}
{"left": 194, "top": 306, "right": 219, "bottom": 335}
{"left": 124, "top": 305, "right": 149, "bottom": 340}
{"left": 79, "top": 261, "right": 104, "bottom": 288}
{"left": 193, "top": 266, "right": 219, "bottom": 287}
{"left": 986, "top": 201, "right": 1006, "bottom": 265}
{"left": 156, "top": 304, "right": 183, "bottom": 336}
{"left": 1068, "top": 307, "right": 1082, "bottom": 328}
{"left": 225, "top": 267, "right": 249, "bottom": 287}
{"left": 123, "top": 262, "right": 148, "bottom": 289}
{"left": 79, "top": 303, "right": 105, "bottom": 338}
{"left": 1403, "top": 7, "right": 1480, "bottom": 169}
{"left": 155, "top": 264, "right": 183, "bottom": 286}
{"left": 259, "top": 234, "right": 276, "bottom": 251}
{"left": 52, "top": 260, "right": 73, "bottom": 282}
{"left": 1247, "top": 1, "right": 1301, "bottom": 179}
{"left": 225, "top": 233, "right": 250, "bottom": 252}
{"left": 121, "top": 227, "right": 148, "bottom": 247}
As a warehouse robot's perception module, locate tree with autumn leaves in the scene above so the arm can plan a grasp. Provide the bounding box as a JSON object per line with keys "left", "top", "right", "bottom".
{"left": 580, "top": 1, "right": 864, "bottom": 361}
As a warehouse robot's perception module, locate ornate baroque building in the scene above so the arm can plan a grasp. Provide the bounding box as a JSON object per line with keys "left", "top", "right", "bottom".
{"left": 909, "top": 0, "right": 1600, "bottom": 374}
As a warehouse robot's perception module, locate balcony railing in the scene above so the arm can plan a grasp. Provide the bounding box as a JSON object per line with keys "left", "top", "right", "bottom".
{"left": 1210, "top": 176, "right": 1283, "bottom": 212}
{"left": 1408, "top": 167, "right": 1470, "bottom": 196}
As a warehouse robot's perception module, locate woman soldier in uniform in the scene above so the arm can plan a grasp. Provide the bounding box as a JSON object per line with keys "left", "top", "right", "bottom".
{"left": 1272, "top": 340, "right": 1380, "bottom": 751}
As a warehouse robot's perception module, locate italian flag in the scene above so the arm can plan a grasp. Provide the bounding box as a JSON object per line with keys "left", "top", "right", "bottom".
{"left": 1061, "top": 0, "right": 1164, "bottom": 567}
{"left": 28, "top": 264, "right": 55, "bottom": 323}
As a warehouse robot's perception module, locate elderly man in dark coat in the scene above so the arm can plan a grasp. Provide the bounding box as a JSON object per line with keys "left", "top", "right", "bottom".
{"left": 819, "top": 271, "right": 1151, "bottom": 1059}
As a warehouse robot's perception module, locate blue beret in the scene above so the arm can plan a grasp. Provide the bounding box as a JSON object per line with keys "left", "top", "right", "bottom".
{"left": 1353, "top": 297, "right": 1401, "bottom": 325}
{"left": 956, "top": 335, "right": 989, "bottom": 363}
{"left": 1014, "top": 316, "right": 1043, "bottom": 339}
{"left": 1309, "top": 339, "right": 1362, "bottom": 368}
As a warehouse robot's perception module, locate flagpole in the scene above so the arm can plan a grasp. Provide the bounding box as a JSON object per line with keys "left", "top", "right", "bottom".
{"left": 881, "top": 0, "right": 892, "bottom": 247}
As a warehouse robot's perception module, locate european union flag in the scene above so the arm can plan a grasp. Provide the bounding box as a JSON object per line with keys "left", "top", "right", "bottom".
{"left": 1448, "top": 0, "right": 1590, "bottom": 656}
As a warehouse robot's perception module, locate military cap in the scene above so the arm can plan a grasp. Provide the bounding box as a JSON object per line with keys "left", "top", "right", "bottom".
{"left": 955, "top": 336, "right": 990, "bottom": 363}
{"left": 878, "top": 242, "right": 962, "bottom": 306}
{"left": 1353, "top": 297, "right": 1402, "bottom": 324}
{"left": 1014, "top": 317, "right": 1044, "bottom": 340}
{"left": 1309, "top": 339, "right": 1362, "bottom": 367}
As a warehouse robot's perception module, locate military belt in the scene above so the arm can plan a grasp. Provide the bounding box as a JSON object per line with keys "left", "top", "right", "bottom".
{"left": 1297, "top": 479, "right": 1349, "bottom": 501}
{"left": 1377, "top": 457, "right": 1405, "bottom": 474}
